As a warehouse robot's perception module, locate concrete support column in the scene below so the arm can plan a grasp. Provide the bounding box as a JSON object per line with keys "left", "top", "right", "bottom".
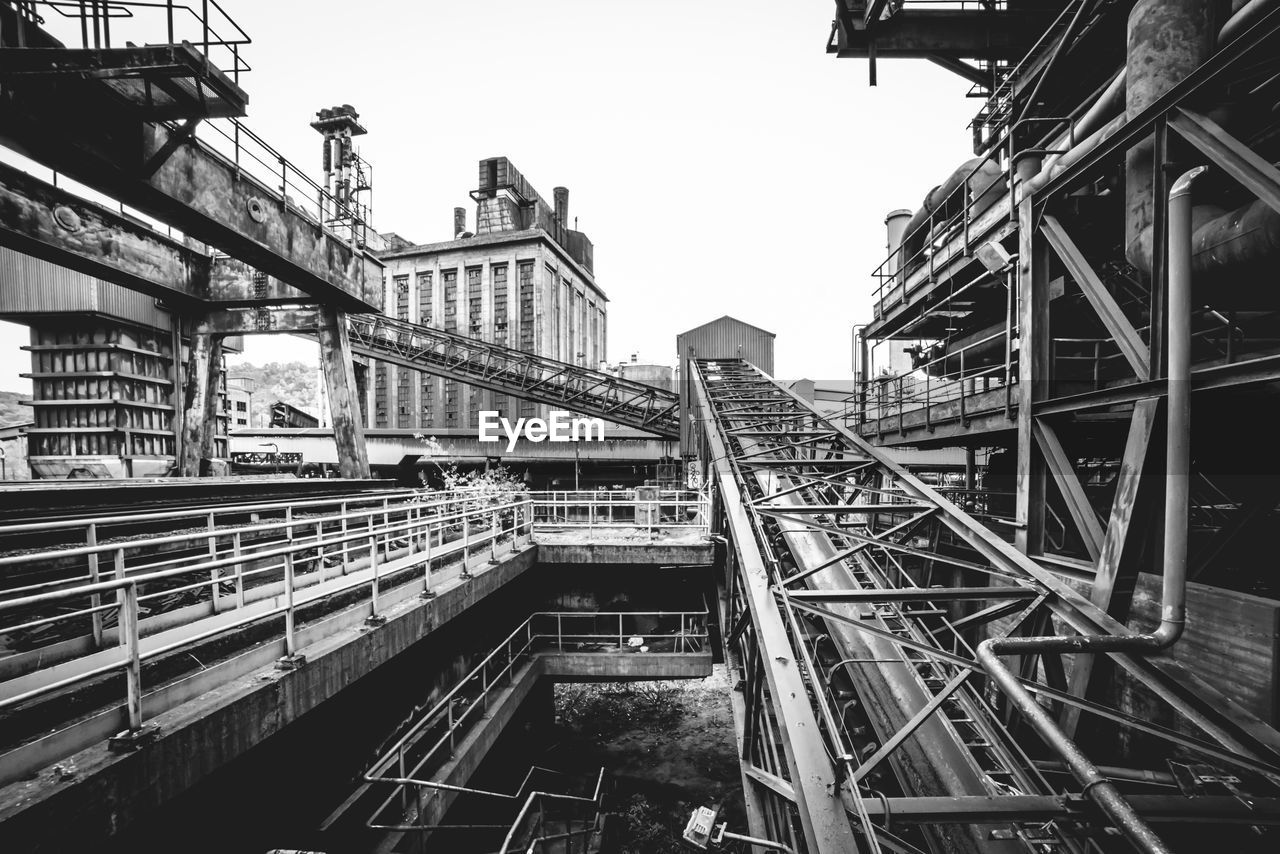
{"left": 319, "top": 306, "right": 371, "bottom": 478}
{"left": 178, "top": 326, "right": 223, "bottom": 477}
{"left": 201, "top": 335, "right": 224, "bottom": 464}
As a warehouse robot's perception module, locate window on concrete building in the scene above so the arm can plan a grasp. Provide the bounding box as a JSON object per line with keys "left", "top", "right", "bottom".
{"left": 566, "top": 281, "right": 576, "bottom": 362}
{"left": 443, "top": 270, "right": 457, "bottom": 332}
{"left": 374, "top": 363, "right": 389, "bottom": 427}
{"left": 467, "top": 267, "right": 483, "bottom": 337}
{"left": 417, "top": 271, "right": 433, "bottom": 324}
{"left": 420, "top": 377, "right": 434, "bottom": 428}
{"left": 396, "top": 367, "right": 411, "bottom": 428}
{"left": 518, "top": 261, "right": 535, "bottom": 353}
{"left": 235, "top": 400, "right": 247, "bottom": 412}
{"left": 394, "top": 275, "right": 410, "bottom": 321}
{"left": 493, "top": 264, "right": 508, "bottom": 343}
{"left": 548, "top": 264, "right": 560, "bottom": 359}
{"left": 445, "top": 381, "right": 458, "bottom": 425}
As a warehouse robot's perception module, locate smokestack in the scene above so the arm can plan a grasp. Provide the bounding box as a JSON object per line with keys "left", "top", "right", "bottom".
{"left": 453, "top": 207, "right": 467, "bottom": 239}
{"left": 553, "top": 187, "right": 569, "bottom": 226}
{"left": 884, "top": 209, "right": 912, "bottom": 278}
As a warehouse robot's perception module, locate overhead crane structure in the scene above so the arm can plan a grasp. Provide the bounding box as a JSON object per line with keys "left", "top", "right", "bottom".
{"left": 692, "top": 359, "right": 1280, "bottom": 854}
{"left": 0, "top": 0, "right": 379, "bottom": 478}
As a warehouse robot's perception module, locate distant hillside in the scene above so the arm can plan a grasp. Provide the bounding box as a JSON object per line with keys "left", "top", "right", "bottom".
{"left": 0, "top": 391, "right": 33, "bottom": 428}
{"left": 227, "top": 361, "right": 320, "bottom": 428}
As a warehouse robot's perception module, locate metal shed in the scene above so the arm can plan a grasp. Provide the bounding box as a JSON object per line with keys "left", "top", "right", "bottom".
{"left": 676, "top": 315, "right": 775, "bottom": 457}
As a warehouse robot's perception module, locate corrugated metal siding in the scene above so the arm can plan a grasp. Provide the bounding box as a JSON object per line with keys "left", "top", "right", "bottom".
{"left": 676, "top": 316, "right": 775, "bottom": 456}
{"left": 0, "top": 248, "right": 172, "bottom": 330}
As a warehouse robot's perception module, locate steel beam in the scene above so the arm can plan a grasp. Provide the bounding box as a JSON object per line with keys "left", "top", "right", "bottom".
{"left": 1169, "top": 107, "right": 1280, "bottom": 216}
{"left": 1041, "top": 215, "right": 1151, "bottom": 380}
{"left": 0, "top": 68, "right": 381, "bottom": 311}
{"left": 1032, "top": 418, "right": 1105, "bottom": 561}
{"left": 0, "top": 160, "right": 208, "bottom": 307}
{"left": 692, "top": 366, "right": 860, "bottom": 853}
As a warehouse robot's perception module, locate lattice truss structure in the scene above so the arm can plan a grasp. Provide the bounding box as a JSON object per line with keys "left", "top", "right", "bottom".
{"left": 693, "top": 359, "right": 1280, "bottom": 854}
{"left": 346, "top": 314, "right": 680, "bottom": 438}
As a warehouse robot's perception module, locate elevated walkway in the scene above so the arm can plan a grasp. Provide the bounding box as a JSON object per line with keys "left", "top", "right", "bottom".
{"left": 0, "top": 488, "right": 712, "bottom": 851}
{"left": 347, "top": 315, "right": 680, "bottom": 438}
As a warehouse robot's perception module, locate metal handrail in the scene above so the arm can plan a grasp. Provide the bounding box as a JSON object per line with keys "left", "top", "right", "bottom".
{"left": 530, "top": 491, "right": 709, "bottom": 534}
{"left": 0, "top": 497, "right": 534, "bottom": 728}
{"left": 842, "top": 330, "right": 1012, "bottom": 426}
{"left": 358, "top": 609, "right": 706, "bottom": 833}
{"left": 34, "top": 1, "right": 252, "bottom": 77}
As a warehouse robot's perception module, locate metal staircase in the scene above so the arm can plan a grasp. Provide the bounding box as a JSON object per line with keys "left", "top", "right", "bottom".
{"left": 347, "top": 314, "right": 680, "bottom": 438}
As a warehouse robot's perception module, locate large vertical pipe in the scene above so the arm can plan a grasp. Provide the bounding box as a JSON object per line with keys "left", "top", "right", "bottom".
{"left": 1124, "top": 0, "right": 1215, "bottom": 270}
{"left": 453, "top": 206, "right": 467, "bottom": 238}
{"left": 884, "top": 208, "right": 912, "bottom": 279}
{"left": 976, "top": 167, "right": 1204, "bottom": 854}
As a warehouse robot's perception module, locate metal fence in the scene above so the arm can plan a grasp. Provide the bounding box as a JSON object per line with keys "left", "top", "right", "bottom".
{"left": 0, "top": 487, "right": 712, "bottom": 772}
{"left": 0, "top": 494, "right": 533, "bottom": 741}
{"left": 529, "top": 490, "right": 708, "bottom": 535}
{"left": 357, "top": 609, "right": 708, "bottom": 836}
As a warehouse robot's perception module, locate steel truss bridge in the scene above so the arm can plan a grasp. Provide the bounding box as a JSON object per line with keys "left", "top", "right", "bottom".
{"left": 347, "top": 314, "right": 680, "bottom": 439}
{"left": 692, "top": 359, "right": 1280, "bottom": 854}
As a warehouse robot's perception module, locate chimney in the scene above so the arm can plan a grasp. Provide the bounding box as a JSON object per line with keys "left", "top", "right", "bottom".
{"left": 453, "top": 207, "right": 467, "bottom": 238}
{"left": 553, "top": 187, "right": 569, "bottom": 226}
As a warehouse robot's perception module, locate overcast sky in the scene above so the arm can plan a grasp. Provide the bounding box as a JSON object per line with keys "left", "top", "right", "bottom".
{"left": 0, "top": 0, "right": 978, "bottom": 390}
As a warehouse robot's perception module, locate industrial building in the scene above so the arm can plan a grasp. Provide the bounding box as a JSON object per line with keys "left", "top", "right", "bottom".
{"left": 373, "top": 158, "right": 606, "bottom": 431}
{"left": 3, "top": 3, "right": 1280, "bottom": 854}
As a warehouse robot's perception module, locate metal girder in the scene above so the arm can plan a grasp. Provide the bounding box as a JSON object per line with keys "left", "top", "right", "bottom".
{"left": 348, "top": 314, "right": 679, "bottom": 438}
{"left": 1169, "top": 107, "right": 1280, "bottom": 216}
{"left": 1041, "top": 214, "right": 1150, "bottom": 380}
{"left": 0, "top": 43, "right": 382, "bottom": 312}
{"left": 0, "top": 159, "right": 209, "bottom": 308}
{"left": 1032, "top": 417, "right": 1105, "bottom": 561}
{"left": 1033, "top": 353, "right": 1280, "bottom": 416}
{"left": 1032, "top": 6, "right": 1280, "bottom": 202}
{"left": 859, "top": 794, "right": 1280, "bottom": 825}
{"left": 786, "top": 587, "right": 1039, "bottom": 604}
{"left": 694, "top": 358, "right": 1280, "bottom": 851}
{"left": 692, "top": 366, "right": 862, "bottom": 853}
{"left": 830, "top": 11, "right": 1056, "bottom": 61}
{"left": 201, "top": 307, "right": 324, "bottom": 334}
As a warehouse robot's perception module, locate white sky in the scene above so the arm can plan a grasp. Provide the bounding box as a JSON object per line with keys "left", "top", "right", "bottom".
{"left": 0, "top": 0, "right": 979, "bottom": 391}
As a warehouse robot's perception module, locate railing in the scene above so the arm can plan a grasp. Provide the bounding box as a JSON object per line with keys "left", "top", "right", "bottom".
{"left": 498, "top": 767, "right": 607, "bottom": 854}
{"left": 357, "top": 609, "right": 707, "bottom": 835}
{"left": 0, "top": 486, "right": 714, "bottom": 761}
{"left": 28, "top": 1, "right": 251, "bottom": 79}
{"left": 844, "top": 330, "right": 1016, "bottom": 432}
{"left": 529, "top": 490, "right": 708, "bottom": 536}
{"left": 17, "top": 2, "right": 375, "bottom": 253}
{"left": 0, "top": 493, "right": 534, "bottom": 739}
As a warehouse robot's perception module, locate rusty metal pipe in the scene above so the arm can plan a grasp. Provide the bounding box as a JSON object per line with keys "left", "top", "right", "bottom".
{"left": 977, "top": 167, "right": 1203, "bottom": 854}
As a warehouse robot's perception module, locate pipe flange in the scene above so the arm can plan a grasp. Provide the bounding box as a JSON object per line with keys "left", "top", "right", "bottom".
{"left": 247, "top": 197, "right": 268, "bottom": 223}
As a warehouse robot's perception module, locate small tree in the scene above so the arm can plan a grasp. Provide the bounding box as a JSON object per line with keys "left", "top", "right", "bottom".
{"left": 413, "top": 433, "right": 528, "bottom": 497}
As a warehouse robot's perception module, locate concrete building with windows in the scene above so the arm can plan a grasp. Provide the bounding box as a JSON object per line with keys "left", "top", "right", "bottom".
{"left": 373, "top": 157, "right": 606, "bottom": 431}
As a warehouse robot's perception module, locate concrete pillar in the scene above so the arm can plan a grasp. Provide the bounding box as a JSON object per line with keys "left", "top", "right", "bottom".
{"left": 178, "top": 327, "right": 222, "bottom": 477}
{"left": 319, "top": 306, "right": 372, "bottom": 478}
{"left": 201, "top": 335, "right": 224, "bottom": 465}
